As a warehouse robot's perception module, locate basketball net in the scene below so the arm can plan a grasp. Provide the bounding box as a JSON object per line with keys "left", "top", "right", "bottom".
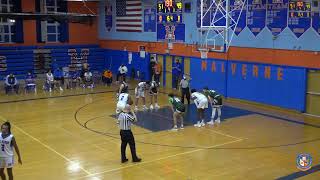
{"left": 200, "top": 49, "right": 208, "bottom": 59}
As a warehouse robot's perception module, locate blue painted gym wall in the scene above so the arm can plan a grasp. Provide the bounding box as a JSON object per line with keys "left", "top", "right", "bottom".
{"left": 98, "top": 1, "right": 316, "bottom": 112}
{"left": 190, "top": 58, "right": 307, "bottom": 111}
{"left": 99, "top": 0, "right": 320, "bottom": 51}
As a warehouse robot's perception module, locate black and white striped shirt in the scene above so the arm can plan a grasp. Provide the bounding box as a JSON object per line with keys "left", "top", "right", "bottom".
{"left": 118, "top": 112, "right": 136, "bottom": 130}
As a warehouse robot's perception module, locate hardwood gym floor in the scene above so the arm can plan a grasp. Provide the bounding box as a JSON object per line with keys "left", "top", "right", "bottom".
{"left": 0, "top": 84, "right": 319, "bottom": 180}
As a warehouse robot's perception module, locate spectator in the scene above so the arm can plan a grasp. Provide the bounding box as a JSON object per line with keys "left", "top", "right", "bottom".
{"left": 154, "top": 61, "right": 162, "bottom": 84}
{"left": 80, "top": 63, "right": 89, "bottom": 80}
{"left": 150, "top": 57, "right": 157, "bottom": 80}
{"left": 46, "top": 69, "right": 54, "bottom": 92}
{"left": 53, "top": 67, "right": 64, "bottom": 91}
{"left": 25, "top": 71, "right": 36, "bottom": 93}
{"left": 102, "top": 69, "right": 113, "bottom": 86}
{"left": 4, "top": 73, "right": 19, "bottom": 94}
{"left": 117, "top": 64, "right": 128, "bottom": 83}
{"left": 70, "top": 70, "right": 81, "bottom": 89}
{"left": 172, "top": 59, "right": 182, "bottom": 89}
{"left": 83, "top": 69, "right": 93, "bottom": 88}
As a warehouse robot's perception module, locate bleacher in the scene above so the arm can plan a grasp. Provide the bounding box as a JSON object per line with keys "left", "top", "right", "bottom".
{"left": 0, "top": 44, "right": 107, "bottom": 81}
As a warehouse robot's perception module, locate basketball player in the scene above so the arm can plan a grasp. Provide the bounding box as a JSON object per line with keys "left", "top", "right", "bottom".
{"left": 168, "top": 93, "right": 185, "bottom": 130}
{"left": 134, "top": 81, "right": 149, "bottom": 111}
{"left": 116, "top": 88, "right": 132, "bottom": 114}
{"left": 203, "top": 87, "right": 223, "bottom": 125}
{"left": 149, "top": 81, "right": 160, "bottom": 110}
{"left": 0, "top": 122, "right": 22, "bottom": 180}
{"left": 117, "top": 80, "right": 129, "bottom": 98}
{"left": 190, "top": 89, "right": 208, "bottom": 127}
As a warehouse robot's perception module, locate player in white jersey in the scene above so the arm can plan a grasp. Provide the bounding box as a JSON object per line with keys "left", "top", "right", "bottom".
{"left": 191, "top": 89, "right": 208, "bottom": 127}
{"left": 116, "top": 88, "right": 131, "bottom": 114}
{"left": 0, "top": 122, "right": 22, "bottom": 180}
{"left": 149, "top": 81, "right": 160, "bottom": 110}
{"left": 134, "top": 81, "right": 149, "bottom": 111}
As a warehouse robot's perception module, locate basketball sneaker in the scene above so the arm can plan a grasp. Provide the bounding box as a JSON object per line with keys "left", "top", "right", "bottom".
{"left": 215, "top": 118, "right": 221, "bottom": 124}
{"left": 207, "top": 120, "right": 214, "bottom": 125}
{"left": 171, "top": 126, "right": 178, "bottom": 131}
{"left": 194, "top": 121, "right": 201, "bottom": 127}
{"left": 155, "top": 104, "right": 160, "bottom": 109}
{"left": 201, "top": 120, "right": 205, "bottom": 127}
{"left": 143, "top": 105, "right": 148, "bottom": 111}
{"left": 180, "top": 124, "right": 184, "bottom": 129}
{"left": 150, "top": 105, "right": 154, "bottom": 110}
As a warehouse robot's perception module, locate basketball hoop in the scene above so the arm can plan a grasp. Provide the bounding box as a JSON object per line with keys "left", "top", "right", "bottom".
{"left": 199, "top": 48, "right": 208, "bottom": 59}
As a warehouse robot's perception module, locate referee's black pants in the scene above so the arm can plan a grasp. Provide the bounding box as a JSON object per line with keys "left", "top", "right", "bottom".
{"left": 181, "top": 87, "right": 190, "bottom": 104}
{"left": 120, "top": 130, "right": 138, "bottom": 160}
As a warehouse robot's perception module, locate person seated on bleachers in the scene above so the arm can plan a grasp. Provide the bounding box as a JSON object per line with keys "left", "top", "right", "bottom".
{"left": 25, "top": 71, "right": 36, "bottom": 93}
{"left": 5, "top": 73, "right": 19, "bottom": 94}
{"left": 80, "top": 63, "right": 89, "bottom": 81}
{"left": 70, "top": 70, "right": 81, "bottom": 89}
{"left": 102, "top": 69, "right": 113, "bottom": 86}
{"left": 53, "top": 67, "right": 64, "bottom": 91}
{"left": 45, "top": 69, "right": 54, "bottom": 92}
{"left": 83, "top": 69, "right": 94, "bottom": 88}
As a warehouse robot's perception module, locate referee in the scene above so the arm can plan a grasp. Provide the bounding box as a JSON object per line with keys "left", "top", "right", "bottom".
{"left": 179, "top": 75, "right": 190, "bottom": 104}
{"left": 118, "top": 105, "right": 142, "bottom": 163}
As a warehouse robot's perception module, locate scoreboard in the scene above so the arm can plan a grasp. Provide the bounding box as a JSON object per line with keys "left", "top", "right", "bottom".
{"left": 288, "top": 0, "right": 311, "bottom": 38}
{"left": 157, "top": 0, "right": 183, "bottom": 13}
{"left": 157, "top": 0, "right": 183, "bottom": 24}
{"left": 289, "top": 0, "right": 311, "bottom": 17}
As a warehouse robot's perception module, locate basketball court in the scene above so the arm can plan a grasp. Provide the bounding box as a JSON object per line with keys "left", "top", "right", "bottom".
{"left": 0, "top": 0, "right": 320, "bottom": 179}
{"left": 0, "top": 85, "right": 319, "bottom": 179}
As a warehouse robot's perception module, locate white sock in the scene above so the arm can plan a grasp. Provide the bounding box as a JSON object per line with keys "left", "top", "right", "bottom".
{"left": 217, "top": 108, "right": 221, "bottom": 119}
{"left": 211, "top": 107, "right": 216, "bottom": 120}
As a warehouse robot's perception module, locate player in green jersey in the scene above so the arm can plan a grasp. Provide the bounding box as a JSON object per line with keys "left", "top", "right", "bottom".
{"left": 203, "top": 87, "right": 223, "bottom": 125}
{"left": 168, "top": 93, "right": 185, "bottom": 131}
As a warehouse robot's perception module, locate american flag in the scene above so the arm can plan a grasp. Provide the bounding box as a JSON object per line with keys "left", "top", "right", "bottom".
{"left": 116, "top": 0, "right": 142, "bottom": 32}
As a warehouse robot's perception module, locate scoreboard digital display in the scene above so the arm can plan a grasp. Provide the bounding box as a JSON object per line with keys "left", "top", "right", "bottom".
{"left": 289, "top": 1, "right": 311, "bottom": 17}
{"left": 157, "top": 0, "right": 183, "bottom": 13}
{"left": 157, "top": 0, "right": 183, "bottom": 23}
{"left": 289, "top": 1, "right": 311, "bottom": 11}
{"left": 158, "top": 14, "right": 182, "bottom": 23}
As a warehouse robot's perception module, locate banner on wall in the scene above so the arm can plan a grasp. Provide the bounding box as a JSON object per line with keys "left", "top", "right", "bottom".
{"left": 144, "top": 7, "right": 156, "bottom": 32}
{"left": 266, "top": 0, "right": 288, "bottom": 36}
{"left": 230, "top": 0, "right": 247, "bottom": 35}
{"left": 288, "top": 0, "right": 311, "bottom": 38}
{"left": 105, "top": 1, "right": 112, "bottom": 32}
{"left": 157, "top": 23, "right": 185, "bottom": 42}
{"left": 247, "top": 0, "right": 267, "bottom": 36}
